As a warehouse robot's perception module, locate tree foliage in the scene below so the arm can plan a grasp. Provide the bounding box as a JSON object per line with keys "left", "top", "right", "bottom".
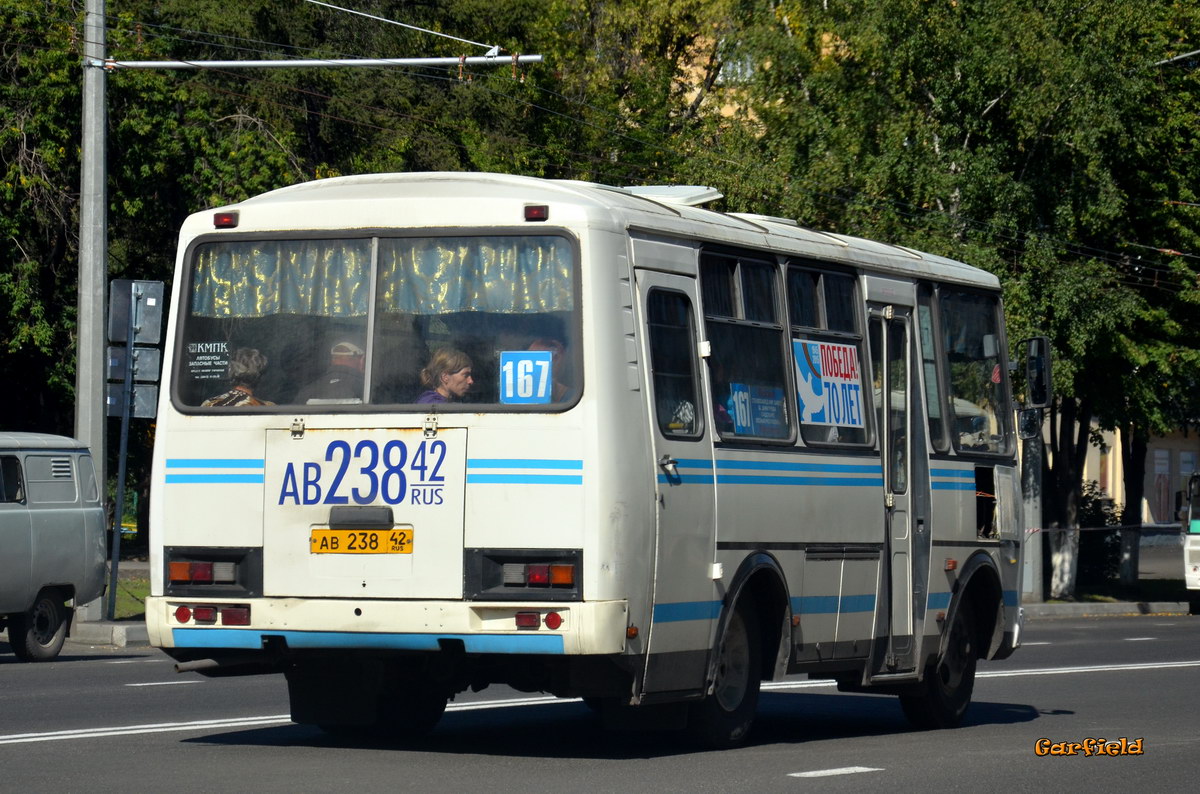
{"left": 1, "top": 1, "right": 1198, "bottom": 587}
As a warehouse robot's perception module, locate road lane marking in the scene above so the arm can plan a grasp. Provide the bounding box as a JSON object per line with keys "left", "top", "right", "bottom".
{"left": 789, "top": 767, "right": 883, "bottom": 778}
{"left": 1021, "top": 641, "right": 1051, "bottom": 646}
{"left": 107, "top": 659, "right": 167, "bottom": 665}
{"left": 125, "top": 681, "right": 203, "bottom": 687}
{"left": 1123, "top": 637, "right": 1157, "bottom": 642}
{"left": 5, "top": 661, "right": 1200, "bottom": 746}
{"left": 0, "top": 716, "right": 292, "bottom": 745}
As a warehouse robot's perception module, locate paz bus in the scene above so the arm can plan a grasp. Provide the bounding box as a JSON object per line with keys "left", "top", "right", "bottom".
{"left": 147, "top": 172, "right": 1047, "bottom": 746}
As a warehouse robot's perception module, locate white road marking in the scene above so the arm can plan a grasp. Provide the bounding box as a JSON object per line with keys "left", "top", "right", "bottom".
{"left": 5, "top": 660, "right": 1200, "bottom": 746}
{"left": 789, "top": 767, "right": 883, "bottom": 778}
{"left": 1021, "top": 641, "right": 1052, "bottom": 646}
{"left": 125, "top": 681, "right": 203, "bottom": 687}
{"left": 1123, "top": 637, "right": 1157, "bottom": 642}
{"left": 106, "top": 659, "right": 167, "bottom": 665}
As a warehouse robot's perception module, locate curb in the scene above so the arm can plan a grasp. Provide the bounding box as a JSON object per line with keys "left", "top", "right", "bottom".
{"left": 1023, "top": 601, "right": 1193, "bottom": 619}
{"left": 68, "top": 620, "right": 150, "bottom": 648}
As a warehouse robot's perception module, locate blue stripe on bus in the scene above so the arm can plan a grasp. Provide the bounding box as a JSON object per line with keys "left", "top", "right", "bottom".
{"left": 930, "top": 468, "right": 974, "bottom": 479}
{"left": 716, "top": 460, "right": 883, "bottom": 474}
{"left": 791, "top": 595, "right": 838, "bottom": 614}
{"left": 652, "top": 601, "right": 722, "bottom": 623}
{"left": 165, "top": 474, "right": 265, "bottom": 484}
{"left": 656, "top": 474, "right": 717, "bottom": 485}
{"left": 716, "top": 475, "right": 883, "bottom": 487}
{"left": 467, "top": 459, "right": 583, "bottom": 470}
{"left": 790, "top": 594, "right": 877, "bottom": 614}
{"left": 166, "top": 459, "right": 265, "bottom": 468}
{"left": 1004, "top": 590, "right": 1019, "bottom": 607}
{"left": 171, "top": 629, "right": 564, "bottom": 655}
{"left": 466, "top": 474, "right": 583, "bottom": 485}
{"left": 931, "top": 482, "right": 977, "bottom": 491}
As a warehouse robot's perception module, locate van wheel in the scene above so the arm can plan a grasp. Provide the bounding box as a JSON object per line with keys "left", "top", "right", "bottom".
{"left": 9, "top": 592, "right": 69, "bottom": 662}
{"left": 899, "top": 601, "right": 977, "bottom": 729}
{"left": 688, "top": 599, "right": 760, "bottom": 748}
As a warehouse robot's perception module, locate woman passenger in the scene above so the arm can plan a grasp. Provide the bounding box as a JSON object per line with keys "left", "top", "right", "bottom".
{"left": 416, "top": 348, "right": 474, "bottom": 403}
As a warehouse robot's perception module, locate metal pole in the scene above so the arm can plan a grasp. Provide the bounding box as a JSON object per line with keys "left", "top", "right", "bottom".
{"left": 105, "top": 284, "right": 138, "bottom": 621}
{"left": 76, "top": 0, "right": 107, "bottom": 623}
{"left": 104, "top": 55, "right": 543, "bottom": 70}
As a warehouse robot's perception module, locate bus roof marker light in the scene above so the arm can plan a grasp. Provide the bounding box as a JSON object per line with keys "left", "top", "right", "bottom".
{"left": 213, "top": 211, "right": 239, "bottom": 228}
{"left": 524, "top": 204, "right": 549, "bottom": 222}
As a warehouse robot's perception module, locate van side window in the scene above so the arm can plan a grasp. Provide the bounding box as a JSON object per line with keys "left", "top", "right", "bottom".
{"left": 700, "top": 251, "right": 790, "bottom": 441}
{"left": 24, "top": 455, "right": 78, "bottom": 504}
{"left": 788, "top": 265, "right": 870, "bottom": 446}
{"left": 1, "top": 455, "right": 25, "bottom": 502}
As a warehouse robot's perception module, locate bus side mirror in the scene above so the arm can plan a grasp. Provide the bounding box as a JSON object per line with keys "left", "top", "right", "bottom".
{"left": 1022, "top": 336, "right": 1052, "bottom": 409}
{"left": 1017, "top": 408, "right": 1041, "bottom": 440}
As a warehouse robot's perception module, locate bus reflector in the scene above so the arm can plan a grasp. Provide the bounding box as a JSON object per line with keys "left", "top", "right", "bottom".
{"left": 515, "top": 611, "right": 541, "bottom": 629}
{"left": 174, "top": 606, "right": 192, "bottom": 623}
{"left": 220, "top": 607, "right": 251, "bottom": 626}
{"left": 544, "top": 611, "right": 563, "bottom": 630}
{"left": 944, "top": 558, "right": 957, "bottom": 571}
{"left": 193, "top": 606, "right": 217, "bottom": 623}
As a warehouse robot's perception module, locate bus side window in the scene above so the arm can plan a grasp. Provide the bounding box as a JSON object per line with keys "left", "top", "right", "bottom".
{"left": 647, "top": 291, "right": 702, "bottom": 438}
{"left": 701, "top": 252, "right": 790, "bottom": 441}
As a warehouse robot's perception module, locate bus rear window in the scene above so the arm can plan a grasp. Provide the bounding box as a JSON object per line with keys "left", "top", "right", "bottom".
{"left": 176, "top": 234, "right": 579, "bottom": 411}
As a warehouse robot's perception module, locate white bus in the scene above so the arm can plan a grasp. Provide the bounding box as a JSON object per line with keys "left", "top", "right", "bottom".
{"left": 148, "top": 172, "right": 1044, "bottom": 746}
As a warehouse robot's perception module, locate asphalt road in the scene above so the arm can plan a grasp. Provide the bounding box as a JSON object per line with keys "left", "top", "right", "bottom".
{"left": 3, "top": 615, "right": 1198, "bottom": 792}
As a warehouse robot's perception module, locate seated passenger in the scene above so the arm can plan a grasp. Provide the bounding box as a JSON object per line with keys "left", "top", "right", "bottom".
{"left": 295, "top": 341, "right": 366, "bottom": 404}
{"left": 202, "top": 348, "right": 274, "bottom": 407}
{"left": 527, "top": 337, "right": 572, "bottom": 402}
{"left": 416, "top": 348, "right": 474, "bottom": 404}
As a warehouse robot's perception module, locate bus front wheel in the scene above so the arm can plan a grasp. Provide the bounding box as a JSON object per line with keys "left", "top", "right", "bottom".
{"left": 688, "top": 599, "right": 761, "bottom": 748}
{"left": 899, "top": 601, "right": 977, "bottom": 729}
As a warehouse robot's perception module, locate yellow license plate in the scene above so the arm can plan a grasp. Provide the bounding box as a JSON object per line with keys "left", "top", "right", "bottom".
{"left": 310, "top": 528, "right": 413, "bottom": 554}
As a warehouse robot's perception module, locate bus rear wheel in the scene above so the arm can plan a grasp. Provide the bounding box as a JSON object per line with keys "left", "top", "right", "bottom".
{"left": 688, "top": 599, "right": 760, "bottom": 748}
{"left": 899, "top": 601, "right": 977, "bottom": 729}
{"left": 8, "top": 591, "right": 69, "bottom": 662}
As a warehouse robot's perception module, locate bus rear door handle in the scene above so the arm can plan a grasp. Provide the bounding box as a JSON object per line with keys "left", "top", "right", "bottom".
{"left": 658, "top": 454, "right": 679, "bottom": 477}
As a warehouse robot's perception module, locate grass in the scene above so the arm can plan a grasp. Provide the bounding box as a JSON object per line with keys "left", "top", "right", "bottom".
{"left": 112, "top": 576, "right": 150, "bottom": 621}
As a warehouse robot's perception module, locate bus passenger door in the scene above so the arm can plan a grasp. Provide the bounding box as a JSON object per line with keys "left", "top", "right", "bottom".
{"left": 868, "top": 303, "right": 931, "bottom": 676}
{"left": 634, "top": 269, "right": 718, "bottom": 695}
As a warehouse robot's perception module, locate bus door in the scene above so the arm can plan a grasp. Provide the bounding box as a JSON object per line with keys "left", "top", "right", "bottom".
{"left": 867, "top": 300, "right": 932, "bottom": 676}
{"left": 1186, "top": 473, "right": 1200, "bottom": 590}
{"left": 635, "top": 268, "right": 718, "bottom": 695}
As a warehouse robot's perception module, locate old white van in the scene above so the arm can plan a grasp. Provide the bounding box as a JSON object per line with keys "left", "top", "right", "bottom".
{"left": 0, "top": 433, "right": 106, "bottom": 661}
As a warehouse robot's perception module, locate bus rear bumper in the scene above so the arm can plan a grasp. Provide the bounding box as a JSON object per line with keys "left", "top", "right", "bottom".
{"left": 146, "top": 596, "right": 629, "bottom": 656}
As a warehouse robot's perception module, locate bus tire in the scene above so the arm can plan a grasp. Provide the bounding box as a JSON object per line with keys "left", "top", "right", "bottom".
{"left": 377, "top": 688, "right": 448, "bottom": 741}
{"left": 8, "top": 591, "right": 69, "bottom": 663}
{"left": 899, "top": 601, "right": 977, "bottom": 729}
{"left": 688, "top": 599, "right": 760, "bottom": 748}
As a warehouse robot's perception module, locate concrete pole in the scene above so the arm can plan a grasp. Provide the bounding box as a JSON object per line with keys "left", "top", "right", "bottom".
{"left": 1021, "top": 412, "right": 1044, "bottom": 602}
{"left": 76, "top": 0, "right": 107, "bottom": 622}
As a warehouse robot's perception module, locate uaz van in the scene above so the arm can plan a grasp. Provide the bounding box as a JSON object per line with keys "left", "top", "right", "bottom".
{"left": 0, "top": 432, "right": 106, "bottom": 661}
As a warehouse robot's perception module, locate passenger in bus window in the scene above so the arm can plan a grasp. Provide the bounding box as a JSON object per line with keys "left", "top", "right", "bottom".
{"left": 295, "top": 341, "right": 366, "bottom": 404}
{"left": 416, "top": 348, "right": 474, "bottom": 404}
{"left": 527, "top": 337, "right": 572, "bottom": 401}
{"left": 202, "top": 348, "right": 275, "bottom": 407}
